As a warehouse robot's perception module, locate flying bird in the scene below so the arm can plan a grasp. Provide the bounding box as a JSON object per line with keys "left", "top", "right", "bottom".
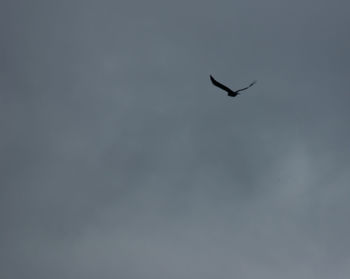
{"left": 210, "top": 75, "right": 256, "bottom": 97}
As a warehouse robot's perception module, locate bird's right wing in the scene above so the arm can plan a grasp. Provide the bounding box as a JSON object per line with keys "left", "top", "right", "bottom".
{"left": 210, "top": 75, "right": 233, "bottom": 93}
{"left": 235, "top": 80, "right": 257, "bottom": 93}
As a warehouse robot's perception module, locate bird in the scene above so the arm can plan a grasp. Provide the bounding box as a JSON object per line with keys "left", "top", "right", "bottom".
{"left": 210, "top": 75, "right": 256, "bottom": 97}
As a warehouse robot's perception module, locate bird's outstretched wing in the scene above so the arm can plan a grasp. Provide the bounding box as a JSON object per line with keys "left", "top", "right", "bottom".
{"left": 210, "top": 75, "right": 233, "bottom": 93}
{"left": 235, "top": 81, "right": 257, "bottom": 93}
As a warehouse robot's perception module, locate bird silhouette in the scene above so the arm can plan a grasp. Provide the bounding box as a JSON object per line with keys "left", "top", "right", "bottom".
{"left": 210, "top": 75, "right": 256, "bottom": 97}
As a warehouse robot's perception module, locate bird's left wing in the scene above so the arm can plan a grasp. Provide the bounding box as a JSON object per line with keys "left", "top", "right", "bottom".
{"left": 210, "top": 75, "right": 233, "bottom": 93}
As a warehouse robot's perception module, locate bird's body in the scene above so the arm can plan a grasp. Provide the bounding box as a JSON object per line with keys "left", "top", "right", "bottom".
{"left": 210, "top": 75, "right": 256, "bottom": 97}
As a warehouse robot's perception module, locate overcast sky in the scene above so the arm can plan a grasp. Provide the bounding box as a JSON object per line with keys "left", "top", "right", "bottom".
{"left": 1, "top": 0, "right": 350, "bottom": 278}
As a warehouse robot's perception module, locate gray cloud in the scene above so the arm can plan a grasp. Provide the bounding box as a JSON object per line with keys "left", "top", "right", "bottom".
{"left": 1, "top": 0, "right": 350, "bottom": 278}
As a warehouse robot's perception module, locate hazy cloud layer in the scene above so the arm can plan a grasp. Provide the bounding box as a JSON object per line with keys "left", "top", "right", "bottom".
{"left": 1, "top": 0, "right": 350, "bottom": 278}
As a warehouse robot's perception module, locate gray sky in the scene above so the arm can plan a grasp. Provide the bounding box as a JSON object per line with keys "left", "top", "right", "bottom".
{"left": 1, "top": 0, "right": 350, "bottom": 278}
